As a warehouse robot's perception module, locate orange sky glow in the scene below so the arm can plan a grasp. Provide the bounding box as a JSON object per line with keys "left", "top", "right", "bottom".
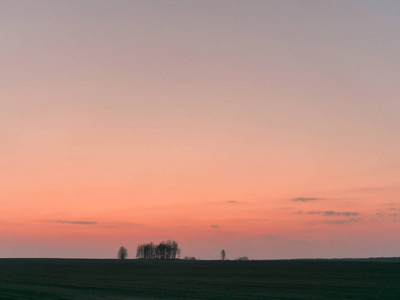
{"left": 1, "top": 1, "right": 400, "bottom": 259}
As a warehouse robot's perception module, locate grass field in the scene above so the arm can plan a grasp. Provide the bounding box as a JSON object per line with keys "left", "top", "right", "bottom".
{"left": 0, "top": 259, "right": 399, "bottom": 299}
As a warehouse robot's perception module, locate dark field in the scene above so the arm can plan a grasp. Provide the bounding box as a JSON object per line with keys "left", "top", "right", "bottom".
{"left": 0, "top": 259, "right": 399, "bottom": 299}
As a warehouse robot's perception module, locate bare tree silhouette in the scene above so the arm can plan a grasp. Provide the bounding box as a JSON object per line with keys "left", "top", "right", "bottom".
{"left": 236, "top": 256, "right": 249, "bottom": 261}
{"left": 221, "top": 249, "right": 226, "bottom": 261}
{"left": 117, "top": 246, "right": 128, "bottom": 259}
{"left": 171, "top": 240, "right": 180, "bottom": 259}
{"left": 183, "top": 256, "right": 197, "bottom": 260}
{"left": 136, "top": 240, "right": 181, "bottom": 259}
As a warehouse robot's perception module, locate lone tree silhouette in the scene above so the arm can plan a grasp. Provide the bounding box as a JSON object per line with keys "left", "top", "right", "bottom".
{"left": 221, "top": 249, "right": 226, "bottom": 261}
{"left": 118, "top": 246, "right": 128, "bottom": 259}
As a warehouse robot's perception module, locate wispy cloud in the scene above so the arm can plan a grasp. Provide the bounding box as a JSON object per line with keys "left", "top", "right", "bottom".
{"left": 291, "top": 197, "right": 323, "bottom": 202}
{"left": 374, "top": 207, "right": 399, "bottom": 218}
{"left": 336, "top": 211, "right": 358, "bottom": 217}
{"left": 211, "top": 225, "right": 219, "bottom": 229}
{"left": 226, "top": 200, "right": 239, "bottom": 204}
{"left": 321, "top": 211, "right": 359, "bottom": 217}
{"left": 346, "top": 184, "right": 400, "bottom": 194}
{"left": 297, "top": 211, "right": 360, "bottom": 217}
{"left": 264, "top": 235, "right": 283, "bottom": 241}
{"left": 46, "top": 220, "right": 145, "bottom": 228}
{"left": 289, "top": 239, "right": 307, "bottom": 244}
{"left": 101, "top": 222, "right": 142, "bottom": 228}
{"left": 295, "top": 210, "right": 362, "bottom": 225}
{"left": 264, "top": 235, "right": 306, "bottom": 244}
{"left": 324, "top": 218, "right": 359, "bottom": 225}
{"left": 306, "top": 211, "right": 321, "bottom": 215}
{"left": 56, "top": 220, "right": 98, "bottom": 225}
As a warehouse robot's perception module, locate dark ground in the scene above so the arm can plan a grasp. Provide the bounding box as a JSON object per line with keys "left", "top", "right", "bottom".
{"left": 0, "top": 259, "right": 399, "bottom": 299}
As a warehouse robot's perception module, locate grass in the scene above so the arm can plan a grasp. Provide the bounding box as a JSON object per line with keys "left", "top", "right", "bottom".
{"left": 0, "top": 259, "right": 399, "bottom": 299}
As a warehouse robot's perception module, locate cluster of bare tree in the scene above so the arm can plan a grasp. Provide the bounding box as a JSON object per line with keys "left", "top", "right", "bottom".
{"left": 183, "top": 256, "right": 197, "bottom": 260}
{"left": 136, "top": 240, "right": 180, "bottom": 259}
{"left": 236, "top": 256, "right": 249, "bottom": 261}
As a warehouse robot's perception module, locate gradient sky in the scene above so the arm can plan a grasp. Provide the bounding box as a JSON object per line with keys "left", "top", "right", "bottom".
{"left": 1, "top": 0, "right": 400, "bottom": 259}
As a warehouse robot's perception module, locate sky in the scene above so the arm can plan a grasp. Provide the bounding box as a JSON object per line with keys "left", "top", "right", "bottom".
{"left": 1, "top": 0, "right": 400, "bottom": 259}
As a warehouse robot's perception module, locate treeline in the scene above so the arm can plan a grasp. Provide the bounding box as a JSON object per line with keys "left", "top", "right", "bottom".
{"left": 136, "top": 240, "right": 180, "bottom": 259}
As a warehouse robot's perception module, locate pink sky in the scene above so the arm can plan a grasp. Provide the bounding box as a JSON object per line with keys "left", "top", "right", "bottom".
{"left": 1, "top": 1, "right": 400, "bottom": 259}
